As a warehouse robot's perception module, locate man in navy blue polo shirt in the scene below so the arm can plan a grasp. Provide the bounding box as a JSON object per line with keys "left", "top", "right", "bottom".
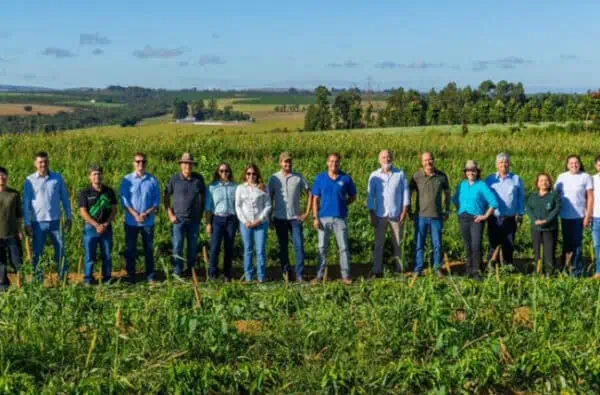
{"left": 312, "top": 152, "right": 357, "bottom": 284}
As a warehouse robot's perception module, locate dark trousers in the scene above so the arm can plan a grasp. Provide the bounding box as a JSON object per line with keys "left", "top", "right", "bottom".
{"left": 487, "top": 216, "right": 517, "bottom": 264}
{"left": 209, "top": 215, "right": 237, "bottom": 279}
{"left": 561, "top": 218, "right": 584, "bottom": 277}
{"left": 171, "top": 222, "right": 200, "bottom": 276}
{"left": 125, "top": 224, "right": 155, "bottom": 281}
{"left": 459, "top": 214, "right": 484, "bottom": 275}
{"left": 273, "top": 218, "right": 305, "bottom": 278}
{"left": 532, "top": 229, "right": 557, "bottom": 270}
{"left": 0, "top": 237, "right": 22, "bottom": 290}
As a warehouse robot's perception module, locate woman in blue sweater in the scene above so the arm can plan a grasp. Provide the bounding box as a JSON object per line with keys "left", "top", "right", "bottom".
{"left": 453, "top": 160, "right": 499, "bottom": 279}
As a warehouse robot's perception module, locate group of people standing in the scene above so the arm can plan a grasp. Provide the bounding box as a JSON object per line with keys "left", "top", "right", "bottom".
{"left": 0, "top": 149, "right": 599, "bottom": 290}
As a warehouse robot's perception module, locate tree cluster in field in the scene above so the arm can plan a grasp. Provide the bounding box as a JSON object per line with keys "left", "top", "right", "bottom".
{"left": 304, "top": 81, "right": 600, "bottom": 131}
{"left": 273, "top": 104, "right": 306, "bottom": 112}
{"left": 172, "top": 98, "right": 252, "bottom": 122}
{"left": 0, "top": 86, "right": 174, "bottom": 133}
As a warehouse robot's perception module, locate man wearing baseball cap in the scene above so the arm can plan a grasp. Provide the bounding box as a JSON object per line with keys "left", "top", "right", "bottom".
{"left": 268, "top": 152, "right": 312, "bottom": 282}
{"left": 0, "top": 167, "right": 22, "bottom": 291}
{"left": 78, "top": 165, "right": 117, "bottom": 285}
{"left": 164, "top": 153, "right": 206, "bottom": 280}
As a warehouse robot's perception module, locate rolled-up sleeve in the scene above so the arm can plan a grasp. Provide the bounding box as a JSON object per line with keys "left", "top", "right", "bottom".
{"left": 205, "top": 185, "right": 215, "bottom": 213}
{"left": 152, "top": 178, "right": 161, "bottom": 208}
{"left": 235, "top": 186, "right": 247, "bottom": 224}
{"left": 120, "top": 178, "right": 132, "bottom": 209}
{"left": 23, "top": 179, "right": 33, "bottom": 226}
{"left": 481, "top": 183, "right": 499, "bottom": 209}
{"left": 258, "top": 188, "right": 272, "bottom": 222}
{"left": 367, "top": 173, "right": 376, "bottom": 211}
{"left": 59, "top": 175, "right": 72, "bottom": 220}
{"left": 516, "top": 176, "right": 525, "bottom": 215}
{"left": 402, "top": 175, "right": 410, "bottom": 207}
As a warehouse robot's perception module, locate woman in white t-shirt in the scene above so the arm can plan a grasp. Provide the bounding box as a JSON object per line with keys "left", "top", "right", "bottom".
{"left": 555, "top": 154, "right": 593, "bottom": 277}
{"left": 592, "top": 155, "right": 600, "bottom": 279}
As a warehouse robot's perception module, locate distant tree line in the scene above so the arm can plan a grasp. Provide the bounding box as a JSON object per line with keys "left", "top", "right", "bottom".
{"left": 172, "top": 98, "right": 252, "bottom": 122}
{"left": 0, "top": 86, "right": 174, "bottom": 134}
{"left": 273, "top": 104, "right": 306, "bottom": 112}
{"left": 304, "top": 81, "right": 600, "bottom": 131}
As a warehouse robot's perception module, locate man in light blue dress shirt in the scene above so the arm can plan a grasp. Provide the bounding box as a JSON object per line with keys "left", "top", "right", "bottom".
{"left": 485, "top": 152, "right": 525, "bottom": 265}
{"left": 120, "top": 152, "right": 160, "bottom": 283}
{"left": 23, "top": 151, "right": 72, "bottom": 281}
{"left": 367, "top": 149, "right": 410, "bottom": 276}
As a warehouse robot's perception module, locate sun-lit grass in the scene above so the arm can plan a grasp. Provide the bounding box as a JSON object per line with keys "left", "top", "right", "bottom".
{"left": 2, "top": 119, "right": 600, "bottom": 392}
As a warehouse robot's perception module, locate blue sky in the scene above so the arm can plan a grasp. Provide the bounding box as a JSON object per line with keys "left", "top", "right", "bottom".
{"left": 0, "top": 0, "right": 598, "bottom": 92}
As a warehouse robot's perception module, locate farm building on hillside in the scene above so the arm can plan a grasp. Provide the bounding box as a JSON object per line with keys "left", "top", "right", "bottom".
{"left": 176, "top": 115, "right": 197, "bottom": 124}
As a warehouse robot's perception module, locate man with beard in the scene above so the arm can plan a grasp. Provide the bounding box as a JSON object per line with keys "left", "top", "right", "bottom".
{"left": 367, "top": 149, "right": 410, "bottom": 277}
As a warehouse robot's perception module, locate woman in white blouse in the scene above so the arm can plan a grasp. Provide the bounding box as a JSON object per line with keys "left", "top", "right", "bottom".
{"left": 555, "top": 154, "right": 593, "bottom": 277}
{"left": 235, "top": 163, "right": 272, "bottom": 283}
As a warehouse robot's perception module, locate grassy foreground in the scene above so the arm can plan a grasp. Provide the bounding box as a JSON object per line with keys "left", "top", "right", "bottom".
{"left": 3, "top": 122, "right": 600, "bottom": 392}
{"left": 2, "top": 273, "right": 600, "bottom": 393}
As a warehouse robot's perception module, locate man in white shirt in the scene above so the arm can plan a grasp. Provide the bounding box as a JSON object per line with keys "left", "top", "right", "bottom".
{"left": 367, "top": 149, "right": 409, "bottom": 276}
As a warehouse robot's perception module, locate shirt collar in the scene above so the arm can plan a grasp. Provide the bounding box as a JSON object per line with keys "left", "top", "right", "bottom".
{"left": 495, "top": 172, "right": 513, "bottom": 180}
{"left": 36, "top": 171, "right": 51, "bottom": 179}
{"left": 378, "top": 167, "right": 398, "bottom": 174}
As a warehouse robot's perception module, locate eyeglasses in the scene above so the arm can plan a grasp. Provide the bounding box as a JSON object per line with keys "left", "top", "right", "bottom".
{"left": 219, "top": 169, "right": 230, "bottom": 173}
{"left": 135, "top": 160, "right": 147, "bottom": 164}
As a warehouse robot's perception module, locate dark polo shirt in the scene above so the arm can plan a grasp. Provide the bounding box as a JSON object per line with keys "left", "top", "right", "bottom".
{"left": 166, "top": 172, "right": 206, "bottom": 223}
{"left": 410, "top": 169, "right": 450, "bottom": 218}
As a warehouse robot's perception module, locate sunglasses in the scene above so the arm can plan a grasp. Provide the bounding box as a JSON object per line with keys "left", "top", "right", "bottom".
{"left": 246, "top": 172, "right": 257, "bottom": 176}
{"left": 135, "top": 160, "right": 147, "bottom": 164}
{"left": 219, "top": 169, "right": 230, "bottom": 173}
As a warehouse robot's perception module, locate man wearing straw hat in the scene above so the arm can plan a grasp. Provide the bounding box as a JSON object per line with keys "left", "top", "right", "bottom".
{"left": 164, "top": 153, "right": 206, "bottom": 280}
{"left": 0, "top": 166, "right": 22, "bottom": 290}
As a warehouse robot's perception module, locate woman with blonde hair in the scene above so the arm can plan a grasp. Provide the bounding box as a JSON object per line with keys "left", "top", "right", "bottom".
{"left": 235, "top": 163, "right": 271, "bottom": 283}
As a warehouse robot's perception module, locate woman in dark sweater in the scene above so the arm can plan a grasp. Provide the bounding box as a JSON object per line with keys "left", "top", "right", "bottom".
{"left": 525, "top": 172, "right": 561, "bottom": 272}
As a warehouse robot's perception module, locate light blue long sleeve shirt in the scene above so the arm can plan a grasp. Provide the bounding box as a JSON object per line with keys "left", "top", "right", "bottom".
{"left": 453, "top": 180, "right": 499, "bottom": 216}
{"left": 367, "top": 167, "right": 410, "bottom": 219}
{"left": 23, "top": 171, "right": 72, "bottom": 226}
{"left": 205, "top": 181, "right": 237, "bottom": 216}
{"left": 485, "top": 172, "right": 525, "bottom": 217}
{"left": 120, "top": 172, "right": 161, "bottom": 226}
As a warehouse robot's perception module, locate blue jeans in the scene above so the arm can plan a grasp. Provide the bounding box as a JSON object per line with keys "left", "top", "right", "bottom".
{"left": 414, "top": 216, "right": 443, "bottom": 273}
{"left": 32, "top": 220, "right": 67, "bottom": 281}
{"left": 172, "top": 221, "right": 200, "bottom": 276}
{"left": 83, "top": 224, "right": 113, "bottom": 284}
{"left": 240, "top": 221, "right": 268, "bottom": 281}
{"left": 273, "top": 218, "right": 304, "bottom": 278}
{"left": 209, "top": 215, "right": 237, "bottom": 279}
{"left": 561, "top": 218, "right": 584, "bottom": 277}
{"left": 125, "top": 224, "right": 155, "bottom": 280}
{"left": 0, "top": 237, "right": 22, "bottom": 289}
{"left": 592, "top": 218, "right": 600, "bottom": 274}
{"left": 317, "top": 217, "right": 351, "bottom": 280}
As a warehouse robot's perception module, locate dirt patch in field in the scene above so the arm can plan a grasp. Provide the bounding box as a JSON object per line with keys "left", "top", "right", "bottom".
{"left": 0, "top": 103, "right": 74, "bottom": 116}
